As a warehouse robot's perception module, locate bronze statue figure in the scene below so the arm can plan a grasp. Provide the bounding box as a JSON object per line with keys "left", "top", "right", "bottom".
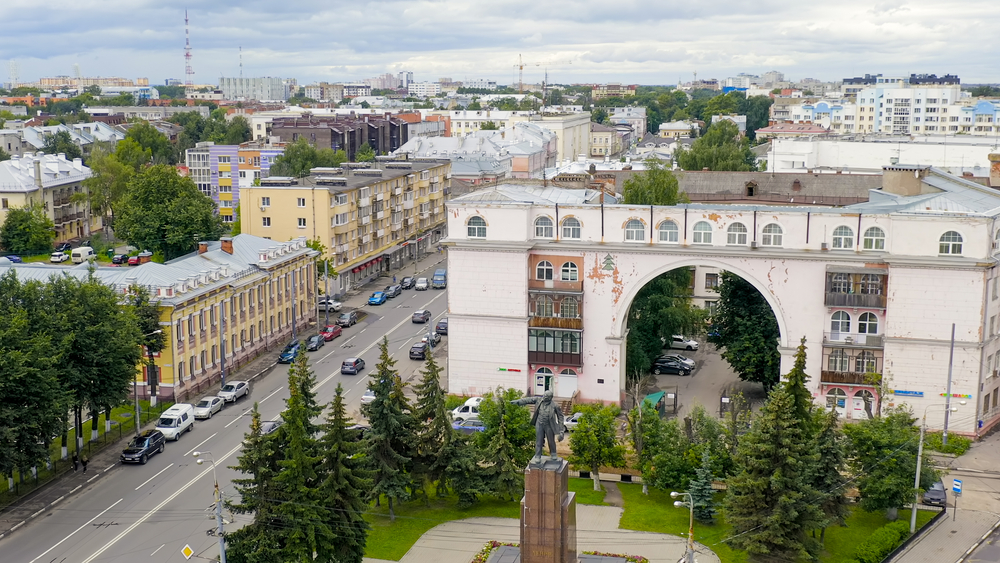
{"left": 511, "top": 390, "right": 567, "bottom": 464}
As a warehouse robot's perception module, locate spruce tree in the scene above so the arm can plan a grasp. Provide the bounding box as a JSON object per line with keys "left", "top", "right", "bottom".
{"left": 784, "top": 337, "right": 814, "bottom": 432}
{"left": 364, "top": 336, "right": 412, "bottom": 521}
{"left": 226, "top": 404, "right": 283, "bottom": 563}
{"left": 724, "top": 387, "right": 824, "bottom": 562}
{"left": 629, "top": 399, "right": 664, "bottom": 494}
{"left": 690, "top": 449, "right": 716, "bottom": 524}
{"left": 476, "top": 387, "right": 533, "bottom": 500}
{"left": 811, "top": 408, "right": 850, "bottom": 544}
{"left": 413, "top": 354, "right": 454, "bottom": 496}
{"left": 317, "top": 383, "right": 372, "bottom": 563}
{"left": 442, "top": 433, "right": 487, "bottom": 508}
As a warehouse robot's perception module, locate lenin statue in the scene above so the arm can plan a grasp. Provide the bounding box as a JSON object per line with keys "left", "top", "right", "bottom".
{"left": 511, "top": 390, "right": 568, "bottom": 464}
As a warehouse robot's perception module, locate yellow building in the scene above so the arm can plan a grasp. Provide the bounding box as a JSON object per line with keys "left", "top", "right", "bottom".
{"left": 241, "top": 159, "right": 451, "bottom": 296}
{"left": 0, "top": 152, "right": 98, "bottom": 243}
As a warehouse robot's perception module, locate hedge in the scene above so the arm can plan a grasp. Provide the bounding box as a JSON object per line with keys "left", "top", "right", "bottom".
{"left": 853, "top": 520, "right": 911, "bottom": 563}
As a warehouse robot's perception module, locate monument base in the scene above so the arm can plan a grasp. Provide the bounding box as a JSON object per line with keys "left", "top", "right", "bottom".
{"left": 520, "top": 458, "right": 577, "bottom": 563}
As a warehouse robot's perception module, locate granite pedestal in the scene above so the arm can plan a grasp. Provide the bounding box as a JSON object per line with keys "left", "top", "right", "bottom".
{"left": 520, "top": 458, "right": 577, "bottom": 563}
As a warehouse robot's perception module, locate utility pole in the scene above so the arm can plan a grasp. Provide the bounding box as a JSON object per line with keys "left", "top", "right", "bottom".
{"left": 943, "top": 323, "right": 956, "bottom": 445}
{"left": 194, "top": 451, "right": 226, "bottom": 563}
{"left": 324, "top": 260, "right": 330, "bottom": 326}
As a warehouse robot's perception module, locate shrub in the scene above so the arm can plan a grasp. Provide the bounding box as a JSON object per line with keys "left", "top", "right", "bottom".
{"left": 445, "top": 395, "right": 468, "bottom": 410}
{"left": 854, "top": 520, "right": 911, "bottom": 563}
{"left": 923, "top": 432, "right": 972, "bottom": 456}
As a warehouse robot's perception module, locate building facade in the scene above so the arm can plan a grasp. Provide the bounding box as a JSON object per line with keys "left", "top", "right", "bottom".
{"left": 219, "top": 77, "right": 291, "bottom": 102}
{"left": 185, "top": 142, "right": 240, "bottom": 223}
{"left": 589, "top": 123, "right": 622, "bottom": 157}
{"left": 592, "top": 84, "right": 637, "bottom": 100}
{"left": 0, "top": 152, "right": 95, "bottom": 242}
{"left": 270, "top": 115, "right": 408, "bottom": 161}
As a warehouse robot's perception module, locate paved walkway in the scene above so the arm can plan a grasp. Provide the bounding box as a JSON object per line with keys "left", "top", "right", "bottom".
{"left": 889, "top": 509, "right": 999, "bottom": 563}
{"left": 364, "top": 503, "right": 721, "bottom": 563}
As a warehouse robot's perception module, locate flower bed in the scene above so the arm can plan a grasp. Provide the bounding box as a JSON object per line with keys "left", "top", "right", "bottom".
{"left": 471, "top": 541, "right": 519, "bottom": 563}
{"left": 582, "top": 550, "right": 649, "bottom": 563}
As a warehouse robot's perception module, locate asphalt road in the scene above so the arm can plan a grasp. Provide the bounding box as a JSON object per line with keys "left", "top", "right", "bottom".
{"left": 5, "top": 269, "right": 449, "bottom": 563}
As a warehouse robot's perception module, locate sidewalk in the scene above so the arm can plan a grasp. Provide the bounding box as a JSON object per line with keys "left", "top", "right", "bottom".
{"left": 889, "top": 509, "right": 999, "bottom": 563}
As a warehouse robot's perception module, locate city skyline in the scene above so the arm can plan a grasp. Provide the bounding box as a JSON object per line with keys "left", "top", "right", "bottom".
{"left": 2, "top": 1, "right": 997, "bottom": 87}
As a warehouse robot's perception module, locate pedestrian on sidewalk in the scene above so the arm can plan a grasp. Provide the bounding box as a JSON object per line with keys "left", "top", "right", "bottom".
{"left": 81, "top": 455, "right": 88, "bottom": 473}
{"left": 72, "top": 453, "right": 79, "bottom": 472}
{"left": 393, "top": 275, "right": 397, "bottom": 283}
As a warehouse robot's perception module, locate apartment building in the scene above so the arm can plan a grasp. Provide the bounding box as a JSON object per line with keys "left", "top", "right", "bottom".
{"left": 219, "top": 77, "right": 291, "bottom": 102}
{"left": 237, "top": 139, "right": 286, "bottom": 194}
{"left": 242, "top": 159, "right": 451, "bottom": 296}
{"left": 0, "top": 152, "right": 95, "bottom": 242}
{"left": 591, "top": 83, "right": 637, "bottom": 100}
{"left": 408, "top": 82, "right": 442, "bottom": 97}
{"left": 270, "top": 115, "right": 408, "bottom": 161}
{"left": 185, "top": 142, "right": 239, "bottom": 222}
{"left": 589, "top": 123, "right": 622, "bottom": 157}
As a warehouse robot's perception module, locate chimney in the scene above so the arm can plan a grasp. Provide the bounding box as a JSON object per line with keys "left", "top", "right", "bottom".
{"left": 198, "top": 241, "right": 209, "bottom": 254}
{"left": 34, "top": 159, "right": 42, "bottom": 188}
{"left": 990, "top": 153, "right": 1000, "bottom": 188}
{"left": 138, "top": 251, "right": 153, "bottom": 264}
{"left": 221, "top": 236, "right": 234, "bottom": 255}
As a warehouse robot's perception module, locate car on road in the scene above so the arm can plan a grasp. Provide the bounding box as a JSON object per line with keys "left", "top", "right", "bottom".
{"left": 400, "top": 276, "right": 415, "bottom": 289}
{"left": 218, "top": 380, "right": 249, "bottom": 403}
{"left": 320, "top": 324, "right": 343, "bottom": 341}
{"left": 306, "top": 334, "right": 325, "bottom": 351}
{"left": 923, "top": 481, "right": 947, "bottom": 507}
{"left": 415, "top": 277, "right": 429, "bottom": 290}
{"left": 412, "top": 309, "right": 431, "bottom": 323}
{"left": 651, "top": 358, "right": 692, "bottom": 376}
{"left": 112, "top": 254, "right": 128, "bottom": 264}
{"left": 451, "top": 404, "right": 480, "bottom": 421}
{"left": 120, "top": 429, "right": 166, "bottom": 464}
{"left": 452, "top": 418, "right": 486, "bottom": 434}
{"left": 341, "top": 357, "right": 366, "bottom": 375}
{"left": 337, "top": 311, "right": 359, "bottom": 327}
{"left": 360, "top": 388, "right": 376, "bottom": 405}
{"left": 435, "top": 317, "right": 448, "bottom": 335}
{"left": 657, "top": 353, "right": 696, "bottom": 369}
{"left": 384, "top": 284, "right": 402, "bottom": 298}
{"left": 669, "top": 335, "right": 699, "bottom": 351}
{"left": 156, "top": 403, "right": 195, "bottom": 441}
{"left": 318, "top": 297, "right": 343, "bottom": 312}
{"left": 55, "top": 242, "right": 72, "bottom": 253}
{"left": 421, "top": 332, "right": 441, "bottom": 346}
{"left": 368, "top": 291, "right": 388, "bottom": 305}
{"left": 193, "top": 396, "right": 224, "bottom": 419}
{"left": 128, "top": 255, "right": 141, "bottom": 266}
{"left": 261, "top": 419, "right": 284, "bottom": 435}
{"left": 564, "top": 412, "right": 584, "bottom": 431}
{"left": 50, "top": 251, "right": 70, "bottom": 263}
{"left": 2, "top": 254, "right": 22, "bottom": 263}
{"left": 278, "top": 339, "right": 301, "bottom": 363}
{"left": 409, "top": 342, "right": 429, "bottom": 360}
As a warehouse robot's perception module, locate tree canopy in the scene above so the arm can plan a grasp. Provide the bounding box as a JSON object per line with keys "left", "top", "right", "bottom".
{"left": 41, "top": 130, "right": 82, "bottom": 161}
{"left": 621, "top": 159, "right": 686, "bottom": 205}
{"left": 676, "top": 120, "right": 758, "bottom": 172}
{"left": 269, "top": 138, "right": 347, "bottom": 178}
{"left": 0, "top": 202, "right": 56, "bottom": 254}
{"left": 626, "top": 269, "right": 706, "bottom": 376}
{"left": 709, "top": 272, "right": 781, "bottom": 391}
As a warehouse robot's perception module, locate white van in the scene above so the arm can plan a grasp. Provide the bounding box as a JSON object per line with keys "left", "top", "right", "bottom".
{"left": 71, "top": 246, "right": 95, "bottom": 264}
{"left": 156, "top": 404, "right": 195, "bottom": 440}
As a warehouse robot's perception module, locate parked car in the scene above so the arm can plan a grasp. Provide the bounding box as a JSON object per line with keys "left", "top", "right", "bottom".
{"left": 412, "top": 309, "right": 431, "bottom": 323}
{"left": 415, "top": 277, "right": 429, "bottom": 290}
{"left": 346, "top": 424, "right": 371, "bottom": 441}
{"left": 278, "top": 339, "right": 301, "bottom": 363}
{"left": 218, "top": 380, "right": 249, "bottom": 403}
{"left": 337, "top": 311, "right": 359, "bottom": 327}
{"left": 261, "top": 419, "right": 284, "bottom": 435}
{"left": 657, "top": 353, "right": 696, "bottom": 369}
{"left": 156, "top": 404, "right": 195, "bottom": 441}
{"left": 452, "top": 418, "right": 486, "bottom": 434}
{"left": 421, "top": 332, "right": 441, "bottom": 346}
{"left": 341, "top": 357, "right": 366, "bottom": 375}
{"left": 128, "top": 255, "right": 141, "bottom": 266}
{"left": 651, "top": 358, "right": 692, "bottom": 376}
{"left": 120, "top": 429, "right": 166, "bottom": 464}
{"left": 564, "top": 412, "right": 584, "bottom": 431}
{"left": 320, "top": 324, "right": 343, "bottom": 341}
{"left": 451, "top": 404, "right": 480, "bottom": 421}
{"left": 384, "top": 284, "right": 402, "bottom": 298}
{"left": 318, "top": 297, "right": 343, "bottom": 312}
{"left": 55, "top": 242, "right": 72, "bottom": 253}
{"left": 2, "top": 254, "right": 22, "bottom": 263}
{"left": 409, "top": 342, "right": 429, "bottom": 360}
{"left": 306, "top": 334, "right": 325, "bottom": 351}
{"left": 400, "top": 276, "right": 415, "bottom": 289}
{"left": 464, "top": 397, "right": 484, "bottom": 408}
{"left": 193, "top": 396, "right": 224, "bottom": 419}
{"left": 435, "top": 317, "right": 448, "bottom": 335}
{"left": 669, "top": 335, "right": 699, "bottom": 351}
{"left": 112, "top": 254, "right": 128, "bottom": 264}
{"left": 360, "top": 388, "right": 376, "bottom": 404}
{"left": 923, "top": 481, "right": 947, "bottom": 507}
{"left": 368, "top": 291, "right": 387, "bottom": 305}
{"left": 50, "top": 251, "right": 70, "bottom": 263}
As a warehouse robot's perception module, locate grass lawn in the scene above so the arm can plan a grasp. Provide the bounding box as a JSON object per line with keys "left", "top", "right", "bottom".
{"left": 364, "top": 493, "right": 520, "bottom": 560}
{"left": 818, "top": 506, "right": 937, "bottom": 563}
{"left": 569, "top": 477, "right": 610, "bottom": 506}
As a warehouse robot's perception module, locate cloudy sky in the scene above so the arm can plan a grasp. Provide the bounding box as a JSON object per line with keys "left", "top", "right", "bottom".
{"left": 1, "top": 0, "right": 994, "bottom": 87}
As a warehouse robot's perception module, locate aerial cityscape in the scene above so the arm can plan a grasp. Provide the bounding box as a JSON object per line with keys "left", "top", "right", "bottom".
{"left": 2, "top": 4, "right": 1000, "bottom": 563}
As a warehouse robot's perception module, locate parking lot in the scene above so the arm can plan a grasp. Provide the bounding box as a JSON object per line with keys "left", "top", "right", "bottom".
{"left": 649, "top": 343, "right": 767, "bottom": 419}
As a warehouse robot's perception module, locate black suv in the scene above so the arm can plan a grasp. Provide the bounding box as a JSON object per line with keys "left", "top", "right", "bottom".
{"left": 384, "top": 284, "right": 402, "bottom": 298}
{"left": 409, "top": 342, "right": 429, "bottom": 360}
{"left": 400, "top": 277, "right": 415, "bottom": 289}
{"left": 121, "top": 429, "right": 166, "bottom": 464}
{"left": 651, "top": 358, "right": 691, "bottom": 376}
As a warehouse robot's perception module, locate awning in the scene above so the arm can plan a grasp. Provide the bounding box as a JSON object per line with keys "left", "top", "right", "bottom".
{"left": 643, "top": 391, "right": 666, "bottom": 407}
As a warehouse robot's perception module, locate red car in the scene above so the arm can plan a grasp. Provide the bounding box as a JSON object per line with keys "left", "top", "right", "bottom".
{"left": 128, "top": 256, "right": 141, "bottom": 266}
{"left": 320, "top": 324, "right": 342, "bottom": 341}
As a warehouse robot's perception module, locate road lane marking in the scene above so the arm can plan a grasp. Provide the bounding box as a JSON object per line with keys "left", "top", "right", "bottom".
{"left": 184, "top": 433, "right": 217, "bottom": 456}
{"left": 151, "top": 544, "right": 165, "bottom": 556}
{"left": 135, "top": 463, "right": 174, "bottom": 490}
{"left": 80, "top": 442, "right": 244, "bottom": 563}
{"left": 224, "top": 387, "right": 285, "bottom": 429}
{"left": 103, "top": 463, "right": 115, "bottom": 472}
{"left": 50, "top": 495, "right": 65, "bottom": 506}
{"left": 29, "top": 498, "right": 123, "bottom": 563}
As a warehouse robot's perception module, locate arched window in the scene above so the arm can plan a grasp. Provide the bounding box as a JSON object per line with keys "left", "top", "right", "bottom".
{"left": 860, "top": 274, "right": 881, "bottom": 295}
{"left": 535, "top": 296, "right": 554, "bottom": 317}
{"left": 560, "top": 297, "right": 579, "bottom": 318}
{"left": 560, "top": 368, "right": 577, "bottom": 376}
{"left": 693, "top": 221, "right": 713, "bottom": 244}
{"left": 831, "top": 273, "right": 851, "bottom": 293}
{"left": 858, "top": 312, "right": 878, "bottom": 334}
{"left": 467, "top": 216, "right": 487, "bottom": 238}
{"left": 826, "top": 388, "right": 847, "bottom": 410}
{"left": 939, "top": 231, "right": 963, "bottom": 255}
{"left": 535, "top": 260, "right": 553, "bottom": 280}
{"left": 625, "top": 219, "right": 645, "bottom": 241}
{"left": 534, "top": 216, "right": 554, "bottom": 238}
{"left": 761, "top": 223, "right": 783, "bottom": 246}
{"left": 855, "top": 351, "right": 877, "bottom": 373}
{"left": 560, "top": 262, "right": 578, "bottom": 281}
{"left": 562, "top": 217, "right": 581, "bottom": 239}
{"left": 536, "top": 367, "right": 553, "bottom": 375}
{"left": 658, "top": 220, "right": 679, "bottom": 243}
{"left": 832, "top": 226, "right": 854, "bottom": 249}
{"left": 727, "top": 222, "right": 749, "bottom": 245}
{"left": 831, "top": 311, "right": 851, "bottom": 333}
{"left": 828, "top": 349, "right": 849, "bottom": 372}
{"left": 863, "top": 227, "right": 885, "bottom": 250}
{"left": 855, "top": 390, "right": 875, "bottom": 420}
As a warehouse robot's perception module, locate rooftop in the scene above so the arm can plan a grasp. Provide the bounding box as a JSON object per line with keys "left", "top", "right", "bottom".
{"left": 0, "top": 152, "right": 91, "bottom": 192}
{"left": 257, "top": 160, "right": 449, "bottom": 193}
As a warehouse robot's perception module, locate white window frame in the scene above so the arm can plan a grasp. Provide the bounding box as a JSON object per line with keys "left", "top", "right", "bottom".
{"left": 693, "top": 221, "right": 713, "bottom": 244}
{"left": 658, "top": 220, "right": 679, "bottom": 243}
{"left": 624, "top": 219, "right": 645, "bottom": 242}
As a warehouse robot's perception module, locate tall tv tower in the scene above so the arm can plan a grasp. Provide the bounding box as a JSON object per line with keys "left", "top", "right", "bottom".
{"left": 184, "top": 10, "right": 194, "bottom": 85}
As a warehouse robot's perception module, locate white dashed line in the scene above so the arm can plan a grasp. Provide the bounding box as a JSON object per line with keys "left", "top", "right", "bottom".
{"left": 135, "top": 464, "right": 174, "bottom": 490}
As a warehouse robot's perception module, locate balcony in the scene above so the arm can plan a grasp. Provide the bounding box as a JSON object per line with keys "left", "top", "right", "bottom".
{"left": 358, "top": 196, "right": 371, "bottom": 207}
{"left": 820, "top": 371, "right": 872, "bottom": 385}
{"left": 361, "top": 216, "right": 371, "bottom": 225}
{"left": 528, "top": 350, "right": 582, "bottom": 366}
{"left": 403, "top": 200, "right": 415, "bottom": 210}
{"left": 376, "top": 211, "right": 385, "bottom": 220}
{"left": 824, "top": 332, "right": 884, "bottom": 348}
{"left": 824, "top": 292, "right": 886, "bottom": 308}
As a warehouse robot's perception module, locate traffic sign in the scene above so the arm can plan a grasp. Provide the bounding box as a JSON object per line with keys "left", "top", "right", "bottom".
{"left": 181, "top": 544, "right": 194, "bottom": 560}
{"left": 953, "top": 479, "right": 963, "bottom": 495}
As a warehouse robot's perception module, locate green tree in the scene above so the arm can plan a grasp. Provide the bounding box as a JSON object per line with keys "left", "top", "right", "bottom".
{"left": 41, "top": 130, "right": 83, "bottom": 161}
{"left": 84, "top": 85, "right": 103, "bottom": 96}
{"left": 306, "top": 238, "right": 338, "bottom": 281}
{"left": 476, "top": 386, "right": 533, "bottom": 499}
{"left": 230, "top": 202, "right": 242, "bottom": 235}
{"left": 724, "top": 387, "right": 824, "bottom": 561}
{"left": 812, "top": 408, "right": 850, "bottom": 543}
{"left": 362, "top": 337, "right": 412, "bottom": 521}
{"left": 114, "top": 165, "right": 225, "bottom": 260}
{"left": 703, "top": 91, "right": 744, "bottom": 119}
{"left": 128, "top": 285, "right": 165, "bottom": 401}
{"left": 269, "top": 138, "right": 347, "bottom": 178}
{"left": 784, "top": 337, "right": 814, "bottom": 429}
{"left": 317, "top": 383, "right": 372, "bottom": 563}
{"left": 442, "top": 433, "right": 487, "bottom": 508}
{"left": 114, "top": 137, "right": 153, "bottom": 171}
{"left": 621, "top": 158, "right": 686, "bottom": 205}
{"left": 412, "top": 354, "right": 454, "bottom": 496}
{"left": 710, "top": 272, "right": 781, "bottom": 391}
{"left": 480, "top": 121, "right": 499, "bottom": 130}
{"left": 627, "top": 397, "right": 664, "bottom": 494}
{"left": 225, "top": 116, "right": 252, "bottom": 145}
{"left": 81, "top": 145, "right": 136, "bottom": 232}
{"left": 675, "top": 120, "right": 757, "bottom": 171}
{"left": 647, "top": 418, "right": 696, "bottom": 489}
{"left": 591, "top": 107, "right": 608, "bottom": 124}
{"left": 467, "top": 99, "right": 482, "bottom": 110}
{"left": 355, "top": 143, "right": 376, "bottom": 162}
{"left": 625, "top": 269, "right": 706, "bottom": 376}
{"left": 0, "top": 147, "right": 11, "bottom": 162}
{"left": 690, "top": 449, "right": 716, "bottom": 523}
{"left": 568, "top": 404, "right": 627, "bottom": 489}
{"left": 0, "top": 202, "right": 56, "bottom": 254}
{"left": 125, "top": 121, "right": 174, "bottom": 164}
{"left": 743, "top": 96, "right": 774, "bottom": 141}
{"left": 970, "top": 85, "right": 1000, "bottom": 97}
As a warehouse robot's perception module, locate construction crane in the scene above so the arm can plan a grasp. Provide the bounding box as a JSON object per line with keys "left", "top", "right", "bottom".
{"left": 514, "top": 55, "right": 572, "bottom": 94}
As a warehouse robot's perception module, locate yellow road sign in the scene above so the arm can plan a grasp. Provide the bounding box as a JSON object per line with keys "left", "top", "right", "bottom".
{"left": 181, "top": 544, "right": 194, "bottom": 559}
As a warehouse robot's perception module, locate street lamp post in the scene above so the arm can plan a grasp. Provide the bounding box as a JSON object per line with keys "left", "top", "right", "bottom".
{"left": 910, "top": 401, "right": 965, "bottom": 533}
{"left": 136, "top": 329, "right": 162, "bottom": 436}
{"left": 671, "top": 491, "right": 695, "bottom": 563}
{"left": 193, "top": 451, "right": 227, "bottom": 563}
